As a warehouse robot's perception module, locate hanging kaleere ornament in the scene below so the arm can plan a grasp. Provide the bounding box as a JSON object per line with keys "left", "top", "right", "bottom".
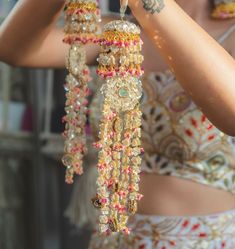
{"left": 62, "top": 0, "right": 101, "bottom": 184}
{"left": 92, "top": 0, "right": 144, "bottom": 234}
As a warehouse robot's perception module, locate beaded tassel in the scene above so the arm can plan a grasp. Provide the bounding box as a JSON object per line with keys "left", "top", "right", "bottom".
{"left": 93, "top": 20, "right": 144, "bottom": 234}
{"left": 62, "top": 0, "right": 101, "bottom": 184}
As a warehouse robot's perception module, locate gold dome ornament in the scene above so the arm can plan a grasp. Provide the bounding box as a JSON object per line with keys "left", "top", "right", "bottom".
{"left": 62, "top": 0, "right": 101, "bottom": 184}
{"left": 212, "top": 0, "right": 235, "bottom": 19}
{"left": 93, "top": 0, "right": 144, "bottom": 235}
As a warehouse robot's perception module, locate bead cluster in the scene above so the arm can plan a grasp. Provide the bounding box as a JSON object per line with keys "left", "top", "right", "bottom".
{"left": 63, "top": 0, "right": 101, "bottom": 44}
{"left": 212, "top": 0, "right": 235, "bottom": 19}
{"left": 97, "top": 21, "right": 144, "bottom": 78}
{"left": 93, "top": 20, "right": 144, "bottom": 234}
{"left": 62, "top": 0, "right": 101, "bottom": 184}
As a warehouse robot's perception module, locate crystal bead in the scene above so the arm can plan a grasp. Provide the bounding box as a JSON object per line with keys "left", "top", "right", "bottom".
{"left": 62, "top": 154, "right": 74, "bottom": 167}
{"left": 99, "top": 215, "right": 108, "bottom": 224}
{"left": 100, "top": 224, "right": 108, "bottom": 233}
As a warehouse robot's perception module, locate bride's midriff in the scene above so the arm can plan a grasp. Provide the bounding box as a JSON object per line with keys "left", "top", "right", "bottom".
{"left": 138, "top": 173, "right": 235, "bottom": 216}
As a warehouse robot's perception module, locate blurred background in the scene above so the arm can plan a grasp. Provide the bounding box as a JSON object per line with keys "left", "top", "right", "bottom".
{"left": 0, "top": 1, "right": 125, "bottom": 249}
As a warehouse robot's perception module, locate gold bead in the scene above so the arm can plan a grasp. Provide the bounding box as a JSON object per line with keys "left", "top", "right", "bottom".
{"left": 108, "top": 218, "right": 118, "bottom": 232}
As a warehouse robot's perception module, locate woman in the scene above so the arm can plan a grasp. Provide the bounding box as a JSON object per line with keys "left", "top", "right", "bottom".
{"left": 88, "top": 1, "right": 235, "bottom": 248}
{"left": 1, "top": 0, "right": 235, "bottom": 248}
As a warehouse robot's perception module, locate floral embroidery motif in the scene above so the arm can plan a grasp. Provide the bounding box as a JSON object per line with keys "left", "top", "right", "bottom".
{"left": 88, "top": 211, "right": 235, "bottom": 249}
{"left": 169, "top": 91, "right": 191, "bottom": 112}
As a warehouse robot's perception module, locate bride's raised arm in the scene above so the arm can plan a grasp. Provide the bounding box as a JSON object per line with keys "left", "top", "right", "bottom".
{"left": 129, "top": 0, "right": 235, "bottom": 136}
{"left": 0, "top": 0, "right": 69, "bottom": 68}
{"left": 0, "top": 0, "right": 114, "bottom": 68}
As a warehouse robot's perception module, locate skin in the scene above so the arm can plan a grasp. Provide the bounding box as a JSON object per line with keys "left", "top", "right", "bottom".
{"left": 131, "top": 0, "right": 235, "bottom": 215}
{"left": 130, "top": 0, "right": 235, "bottom": 136}
{"left": 0, "top": 0, "right": 113, "bottom": 67}
{"left": 0, "top": 0, "right": 235, "bottom": 216}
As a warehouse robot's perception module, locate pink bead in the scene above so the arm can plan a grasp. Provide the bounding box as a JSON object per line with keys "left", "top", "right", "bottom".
{"left": 122, "top": 228, "right": 131, "bottom": 235}
{"left": 114, "top": 204, "right": 121, "bottom": 210}
{"left": 107, "top": 150, "right": 112, "bottom": 156}
{"left": 62, "top": 116, "right": 67, "bottom": 123}
{"left": 128, "top": 185, "right": 134, "bottom": 191}
{"left": 101, "top": 198, "right": 107, "bottom": 204}
{"left": 137, "top": 193, "right": 143, "bottom": 201}
{"left": 118, "top": 191, "right": 126, "bottom": 197}
{"left": 93, "top": 142, "right": 102, "bottom": 149}
{"left": 66, "top": 179, "right": 73, "bottom": 185}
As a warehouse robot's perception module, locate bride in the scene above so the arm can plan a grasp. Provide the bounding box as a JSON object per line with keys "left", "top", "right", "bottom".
{"left": 1, "top": 0, "right": 235, "bottom": 248}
